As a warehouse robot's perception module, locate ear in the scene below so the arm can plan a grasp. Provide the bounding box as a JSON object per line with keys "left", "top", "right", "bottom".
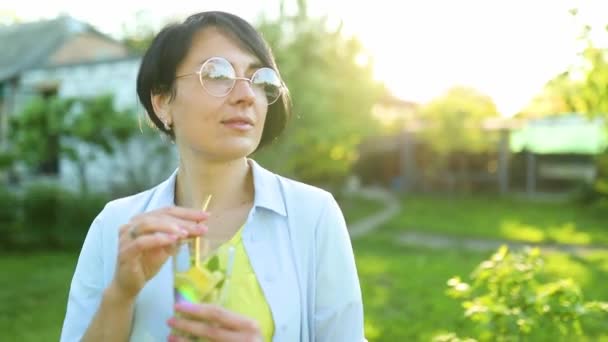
{"left": 151, "top": 92, "right": 173, "bottom": 125}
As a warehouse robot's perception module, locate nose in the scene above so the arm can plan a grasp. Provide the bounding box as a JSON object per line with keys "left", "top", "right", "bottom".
{"left": 230, "top": 78, "right": 256, "bottom": 106}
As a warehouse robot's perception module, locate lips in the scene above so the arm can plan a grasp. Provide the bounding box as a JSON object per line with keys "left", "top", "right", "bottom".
{"left": 221, "top": 116, "right": 254, "bottom": 131}
{"left": 221, "top": 116, "right": 254, "bottom": 125}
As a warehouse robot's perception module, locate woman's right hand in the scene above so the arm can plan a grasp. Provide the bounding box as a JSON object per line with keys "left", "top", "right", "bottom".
{"left": 109, "top": 206, "right": 209, "bottom": 300}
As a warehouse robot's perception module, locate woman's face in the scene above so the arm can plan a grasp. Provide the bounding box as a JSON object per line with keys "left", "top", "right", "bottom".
{"left": 160, "top": 27, "right": 270, "bottom": 161}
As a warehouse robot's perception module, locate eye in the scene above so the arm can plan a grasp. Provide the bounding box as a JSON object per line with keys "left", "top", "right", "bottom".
{"left": 252, "top": 68, "right": 283, "bottom": 104}
{"left": 200, "top": 57, "right": 235, "bottom": 81}
{"left": 198, "top": 57, "right": 237, "bottom": 97}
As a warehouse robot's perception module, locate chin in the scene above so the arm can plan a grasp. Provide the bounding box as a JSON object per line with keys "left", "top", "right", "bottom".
{"left": 184, "top": 133, "right": 261, "bottom": 161}
{"left": 208, "top": 141, "right": 259, "bottom": 161}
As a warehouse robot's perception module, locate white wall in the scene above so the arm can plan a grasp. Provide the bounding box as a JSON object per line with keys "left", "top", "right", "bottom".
{"left": 14, "top": 57, "right": 179, "bottom": 194}
{"left": 17, "top": 57, "right": 141, "bottom": 111}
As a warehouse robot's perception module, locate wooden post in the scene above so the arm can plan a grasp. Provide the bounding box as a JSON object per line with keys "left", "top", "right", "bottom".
{"left": 526, "top": 150, "right": 537, "bottom": 196}
{"left": 0, "top": 80, "right": 15, "bottom": 184}
{"left": 399, "top": 130, "right": 416, "bottom": 193}
{"left": 497, "top": 129, "right": 510, "bottom": 194}
{"left": 0, "top": 83, "right": 7, "bottom": 151}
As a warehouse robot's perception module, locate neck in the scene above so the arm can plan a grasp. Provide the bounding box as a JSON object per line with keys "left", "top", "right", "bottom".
{"left": 174, "top": 155, "right": 253, "bottom": 212}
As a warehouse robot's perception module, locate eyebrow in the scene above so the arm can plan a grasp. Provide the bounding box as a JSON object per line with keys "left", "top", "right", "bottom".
{"left": 247, "top": 62, "right": 265, "bottom": 70}
{"left": 198, "top": 58, "right": 266, "bottom": 72}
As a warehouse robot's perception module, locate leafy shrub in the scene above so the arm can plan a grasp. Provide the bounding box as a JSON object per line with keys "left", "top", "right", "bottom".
{"left": 12, "top": 182, "right": 108, "bottom": 249}
{"left": 0, "top": 188, "right": 20, "bottom": 247}
{"left": 436, "top": 246, "right": 608, "bottom": 341}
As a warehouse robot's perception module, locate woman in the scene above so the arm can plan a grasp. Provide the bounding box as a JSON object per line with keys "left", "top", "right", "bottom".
{"left": 61, "top": 11, "right": 364, "bottom": 342}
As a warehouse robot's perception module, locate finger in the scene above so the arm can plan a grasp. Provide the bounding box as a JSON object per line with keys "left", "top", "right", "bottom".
{"left": 136, "top": 218, "right": 186, "bottom": 239}
{"left": 168, "top": 317, "right": 244, "bottom": 342}
{"left": 129, "top": 216, "right": 205, "bottom": 239}
{"left": 155, "top": 214, "right": 208, "bottom": 237}
{"left": 174, "top": 303, "right": 260, "bottom": 332}
{"left": 152, "top": 206, "right": 210, "bottom": 222}
{"left": 120, "top": 232, "right": 179, "bottom": 261}
{"left": 118, "top": 224, "right": 143, "bottom": 245}
{"left": 167, "top": 335, "right": 191, "bottom": 342}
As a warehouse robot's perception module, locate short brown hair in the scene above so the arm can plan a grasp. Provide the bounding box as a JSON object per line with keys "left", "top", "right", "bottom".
{"left": 136, "top": 11, "right": 292, "bottom": 149}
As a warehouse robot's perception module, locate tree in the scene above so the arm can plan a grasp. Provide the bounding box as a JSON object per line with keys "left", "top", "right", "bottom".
{"left": 533, "top": 45, "right": 608, "bottom": 119}
{"left": 0, "top": 10, "right": 21, "bottom": 26}
{"left": 543, "top": 8, "right": 608, "bottom": 204}
{"left": 530, "top": 8, "right": 608, "bottom": 119}
{"left": 117, "top": 3, "right": 387, "bottom": 187}
{"left": 417, "top": 86, "right": 500, "bottom": 190}
{"left": 420, "top": 86, "right": 500, "bottom": 156}
{"left": 120, "top": 11, "right": 160, "bottom": 54}
{"left": 10, "top": 94, "right": 137, "bottom": 192}
{"left": 10, "top": 96, "right": 75, "bottom": 174}
{"left": 253, "top": 2, "right": 386, "bottom": 186}
{"left": 520, "top": 71, "right": 579, "bottom": 118}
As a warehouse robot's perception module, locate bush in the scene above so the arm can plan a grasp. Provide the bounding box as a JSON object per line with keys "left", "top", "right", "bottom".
{"left": 577, "top": 152, "right": 608, "bottom": 206}
{"left": 0, "top": 188, "right": 20, "bottom": 248}
{"left": 58, "top": 191, "right": 108, "bottom": 247}
{"left": 18, "top": 182, "right": 68, "bottom": 248}
{"left": 438, "top": 246, "right": 608, "bottom": 341}
{"left": 592, "top": 152, "right": 608, "bottom": 207}
{"left": 11, "top": 182, "right": 108, "bottom": 250}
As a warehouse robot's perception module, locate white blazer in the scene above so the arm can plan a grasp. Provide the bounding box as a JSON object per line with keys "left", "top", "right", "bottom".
{"left": 60, "top": 159, "right": 365, "bottom": 341}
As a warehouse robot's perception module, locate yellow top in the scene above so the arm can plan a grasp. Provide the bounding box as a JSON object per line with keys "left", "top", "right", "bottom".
{"left": 211, "top": 228, "right": 275, "bottom": 341}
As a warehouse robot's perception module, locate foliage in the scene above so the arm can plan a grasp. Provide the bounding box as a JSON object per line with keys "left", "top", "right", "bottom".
{"left": 115, "top": 3, "right": 386, "bottom": 186}
{"left": 105, "top": 135, "right": 177, "bottom": 198}
{"left": 576, "top": 153, "right": 608, "bottom": 208}
{"left": 522, "top": 8, "right": 608, "bottom": 119}
{"left": 0, "top": 150, "right": 16, "bottom": 171}
{"left": 19, "top": 182, "right": 71, "bottom": 248}
{"left": 120, "top": 10, "right": 162, "bottom": 54}
{"left": 420, "top": 86, "right": 500, "bottom": 156}
{"left": 443, "top": 246, "right": 608, "bottom": 341}
{"left": 10, "top": 94, "right": 137, "bottom": 192}
{"left": 253, "top": 4, "right": 386, "bottom": 185}
{"left": 7, "top": 181, "right": 108, "bottom": 249}
{"left": 2, "top": 196, "right": 608, "bottom": 340}
{"left": 536, "top": 9, "right": 608, "bottom": 204}
{"left": 10, "top": 96, "right": 75, "bottom": 169}
{"left": 0, "top": 188, "right": 19, "bottom": 247}
{"left": 550, "top": 49, "right": 608, "bottom": 118}
{"left": 526, "top": 45, "right": 608, "bottom": 119}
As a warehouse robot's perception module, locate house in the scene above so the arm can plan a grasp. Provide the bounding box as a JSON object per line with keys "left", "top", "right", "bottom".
{"left": 509, "top": 113, "right": 607, "bottom": 194}
{"left": 0, "top": 16, "right": 175, "bottom": 194}
{"left": 359, "top": 100, "right": 607, "bottom": 195}
{"left": 0, "top": 15, "right": 140, "bottom": 118}
{"left": 356, "top": 95, "right": 517, "bottom": 193}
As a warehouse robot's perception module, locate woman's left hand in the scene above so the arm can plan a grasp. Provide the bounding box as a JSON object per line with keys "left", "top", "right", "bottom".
{"left": 168, "top": 302, "right": 263, "bottom": 342}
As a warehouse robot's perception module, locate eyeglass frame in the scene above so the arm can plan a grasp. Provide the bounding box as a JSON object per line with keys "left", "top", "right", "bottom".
{"left": 175, "top": 56, "right": 284, "bottom": 105}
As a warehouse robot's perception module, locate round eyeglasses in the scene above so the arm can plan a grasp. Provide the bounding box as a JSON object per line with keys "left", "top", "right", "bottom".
{"left": 175, "top": 57, "right": 284, "bottom": 105}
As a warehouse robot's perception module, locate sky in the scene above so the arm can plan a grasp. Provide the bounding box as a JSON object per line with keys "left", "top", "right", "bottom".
{"left": 1, "top": 0, "right": 606, "bottom": 116}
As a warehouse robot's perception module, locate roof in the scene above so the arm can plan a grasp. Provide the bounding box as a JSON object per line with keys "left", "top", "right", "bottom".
{"left": 510, "top": 114, "right": 608, "bottom": 155}
{"left": 0, "top": 15, "right": 116, "bottom": 82}
{"left": 375, "top": 94, "right": 419, "bottom": 109}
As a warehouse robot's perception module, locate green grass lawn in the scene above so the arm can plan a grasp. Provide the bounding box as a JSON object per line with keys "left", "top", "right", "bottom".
{"left": 355, "top": 238, "right": 608, "bottom": 341}
{"left": 337, "top": 193, "right": 386, "bottom": 225}
{"left": 0, "top": 252, "right": 76, "bottom": 341}
{"left": 1, "top": 194, "right": 607, "bottom": 341}
{"left": 4, "top": 245, "right": 605, "bottom": 341}
{"left": 354, "top": 194, "right": 608, "bottom": 341}
{"left": 355, "top": 239, "right": 481, "bottom": 341}
{"left": 383, "top": 195, "right": 608, "bottom": 246}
